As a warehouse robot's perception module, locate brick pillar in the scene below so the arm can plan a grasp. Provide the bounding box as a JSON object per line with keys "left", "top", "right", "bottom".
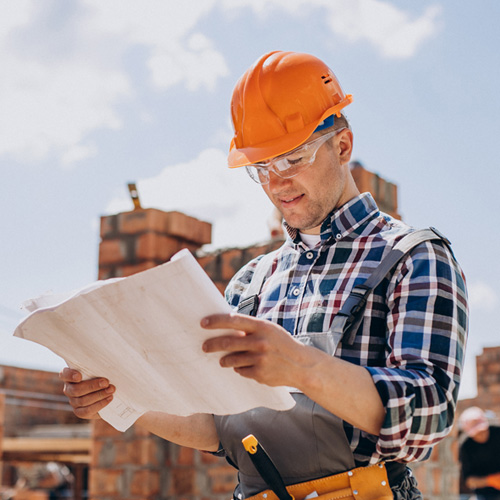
{"left": 89, "top": 419, "right": 164, "bottom": 500}
{"left": 411, "top": 432, "right": 460, "bottom": 500}
{"left": 92, "top": 208, "right": 214, "bottom": 500}
{"left": 98, "top": 209, "right": 212, "bottom": 279}
{"left": 350, "top": 161, "right": 400, "bottom": 219}
{"left": 92, "top": 207, "right": 246, "bottom": 500}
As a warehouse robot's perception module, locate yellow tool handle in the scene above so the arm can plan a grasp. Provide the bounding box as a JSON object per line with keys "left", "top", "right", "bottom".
{"left": 242, "top": 434, "right": 294, "bottom": 500}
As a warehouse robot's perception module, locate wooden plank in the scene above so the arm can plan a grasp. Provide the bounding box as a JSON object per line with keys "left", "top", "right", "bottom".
{"left": 2, "top": 437, "right": 91, "bottom": 453}
{"left": 2, "top": 452, "right": 90, "bottom": 464}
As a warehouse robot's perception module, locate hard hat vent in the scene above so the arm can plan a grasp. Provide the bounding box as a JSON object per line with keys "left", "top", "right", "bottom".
{"left": 321, "top": 74, "right": 333, "bottom": 85}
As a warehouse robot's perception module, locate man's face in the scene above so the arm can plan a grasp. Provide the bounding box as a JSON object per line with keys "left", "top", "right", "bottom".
{"left": 261, "top": 128, "right": 356, "bottom": 234}
{"left": 471, "top": 428, "right": 490, "bottom": 443}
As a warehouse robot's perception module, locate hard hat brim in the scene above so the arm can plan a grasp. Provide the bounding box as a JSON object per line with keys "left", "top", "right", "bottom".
{"left": 227, "top": 98, "right": 352, "bottom": 168}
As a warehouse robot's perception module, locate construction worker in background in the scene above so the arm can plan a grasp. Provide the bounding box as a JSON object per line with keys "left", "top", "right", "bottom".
{"left": 459, "top": 407, "right": 500, "bottom": 500}
{"left": 60, "top": 51, "right": 468, "bottom": 500}
{"left": 1, "top": 462, "right": 73, "bottom": 500}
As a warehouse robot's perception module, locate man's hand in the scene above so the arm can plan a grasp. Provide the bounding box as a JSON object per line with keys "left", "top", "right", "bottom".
{"left": 59, "top": 367, "right": 115, "bottom": 419}
{"left": 466, "top": 476, "right": 490, "bottom": 490}
{"left": 201, "top": 313, "right": 319, "bottom": 389}
{"left": 201, "top": 312, "right": 386, "bottom": 436}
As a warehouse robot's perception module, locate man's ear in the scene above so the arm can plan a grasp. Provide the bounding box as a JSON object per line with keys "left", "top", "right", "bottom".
{"left": 338, "top": 129, "right": 353, "bottom": 165}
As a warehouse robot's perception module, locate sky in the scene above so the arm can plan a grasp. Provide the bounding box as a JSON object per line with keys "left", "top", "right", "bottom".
{"left": 1, "top": 0, "right": 499, "bottom": 401}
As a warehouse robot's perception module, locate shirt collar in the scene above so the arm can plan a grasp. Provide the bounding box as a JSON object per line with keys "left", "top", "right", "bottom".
{"left": 284, "top": 192, "right": 380, "bottom": 245}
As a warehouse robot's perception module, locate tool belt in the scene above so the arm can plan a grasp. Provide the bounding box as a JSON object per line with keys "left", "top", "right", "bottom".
{"left": 245, "top": 463, "right": 394, "bottom": 500}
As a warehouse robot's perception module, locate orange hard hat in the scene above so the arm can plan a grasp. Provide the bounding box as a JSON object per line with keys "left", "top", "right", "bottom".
{"left": 228, "top": 50, "right": 353, "bottom": 168}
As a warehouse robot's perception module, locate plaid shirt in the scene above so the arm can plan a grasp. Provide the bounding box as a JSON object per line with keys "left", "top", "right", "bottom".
{"left": 225, "top": 193, "right": 468, "bottom": 465}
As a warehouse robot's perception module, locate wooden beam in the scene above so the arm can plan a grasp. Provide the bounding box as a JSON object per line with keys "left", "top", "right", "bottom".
{"left": 2, "top": 452, "right": 90, "bottom": 464}
{"left": 2, "top": 437, "right": 91, "bottom": 453}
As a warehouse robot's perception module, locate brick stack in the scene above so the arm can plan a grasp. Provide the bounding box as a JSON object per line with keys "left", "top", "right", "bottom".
{"left": 197, "top": 240, "right": 284, "bottom": 294}
{"left": 92, "top": 208, "right": 242, "bottom": 500}
{"left": 411, "top": 346, "right": 500, "bottom": 500}
{"left": 0, "top": 366, "right": 80, "bottom": 435}
{"left": 350, "top": 161, "right": 400, "bottom": 219}
{"left": 457, "top": 347, "right": 500, "bottom": 419}
{"left": 98, "top": 209, "right": 212, "bottom": 279}
{"left": 411, "top": 431, "right": 461, "bottom": 500}
{"left": 90, "top": 405, "right": 240, "bottom": 500}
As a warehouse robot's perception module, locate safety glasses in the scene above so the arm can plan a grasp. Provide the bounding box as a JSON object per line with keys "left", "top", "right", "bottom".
{"left": 245, "top": 127, "right": 346, "bottom": 185}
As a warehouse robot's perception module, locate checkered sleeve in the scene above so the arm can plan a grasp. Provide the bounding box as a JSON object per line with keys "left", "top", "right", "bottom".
{"left": 365, "top": 240, "right": 468, "bottom": 462}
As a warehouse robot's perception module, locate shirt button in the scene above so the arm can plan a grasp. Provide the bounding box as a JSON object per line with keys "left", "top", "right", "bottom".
{"left": 292, "top": 288, "right": 300, "bottom": 296}
{"left": 306, "top": 251, "right": 314, "bottom": 259}
{"left": 335, "top": 233, "right": 342, "bottom": 240}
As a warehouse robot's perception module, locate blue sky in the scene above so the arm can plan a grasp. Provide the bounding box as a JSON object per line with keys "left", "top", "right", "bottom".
{"left": 1, "top": 0, "right": 499, "bottom": 400}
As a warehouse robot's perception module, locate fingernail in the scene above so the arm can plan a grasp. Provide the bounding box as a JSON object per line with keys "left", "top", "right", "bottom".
{"left": 99, "top": 379, "right": 108, "bottom": 388}
{"left": 105, "top": 386, "right": 115, "bottom": 394}
{"left": 201, "top": 318, "right": 209, "bottom": 327}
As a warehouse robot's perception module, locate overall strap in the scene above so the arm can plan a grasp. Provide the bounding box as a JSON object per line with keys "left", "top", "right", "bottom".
{"left": 237, "top": 249, "right": 280, "bottom": 317}
{"left": 329, "top": 227, "right": 451, "bottom": 346}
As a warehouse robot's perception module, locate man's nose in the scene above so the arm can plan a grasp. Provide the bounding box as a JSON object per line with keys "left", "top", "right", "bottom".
{"left": 267, "top": 170, "right": 292, "bottom": 193}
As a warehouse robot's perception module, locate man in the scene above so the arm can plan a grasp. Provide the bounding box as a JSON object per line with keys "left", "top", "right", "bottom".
{"left": 459, "top": 407, "right": 500, "bottom": 500}
{"left": 60, "top": 51, "right": 468, "bottom": 500}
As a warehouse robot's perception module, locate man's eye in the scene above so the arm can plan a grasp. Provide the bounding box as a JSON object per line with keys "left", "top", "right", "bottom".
{"left": 286, "top": 156, "right": 305, "bottom": 166}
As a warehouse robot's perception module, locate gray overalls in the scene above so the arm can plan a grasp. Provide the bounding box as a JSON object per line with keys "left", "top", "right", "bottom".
{"left": 214, "top": 332, "right": 355, "bottom": 498}
{"left": 214, "top": 230, "right": 443, "bottom": 499}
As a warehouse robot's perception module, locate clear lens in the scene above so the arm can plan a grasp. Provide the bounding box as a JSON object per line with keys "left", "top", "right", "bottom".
{"left": 245, "top": 165, "right": 269, "bottom": 184}
{"left": 244, "top": 127, "right": 346, "bottom": 185}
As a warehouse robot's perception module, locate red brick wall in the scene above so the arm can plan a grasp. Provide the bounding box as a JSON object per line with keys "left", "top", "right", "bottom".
{"left": 0, "top": 365, "right": 80, "bottom": 437}
{"left": 350, "top": 162, "right": 400, "bottom": 219}
{"left": 92, "top": 210, "right": 245, "bottom": 500}
{"left": 98, "top": 209, "right": 212, "bottom": 280}
{"left": 410, "top": 347, "right": 500, "bottom": 500}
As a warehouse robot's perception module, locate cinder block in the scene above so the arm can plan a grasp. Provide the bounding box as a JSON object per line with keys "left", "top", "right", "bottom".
{"left": 98, "top": 267, "right": 115, "bottom": 280}
{"left": 176, "top": 446, "right": 196, "bottom": 466}
{"left": 136, "top": 232, "right": 181, "bottom": 261}
{"left": 197, "top": 254, "right": 219, "bottom": 282}
{"left": 130, "top": 469, "right": 160, "bottom": 496}
{"left": 206, "top": 466, "right": 239, "bottom": 494}
{"left": 221, "top": 249, "right": 245, "bottom": 281}
{"left": 129, "top": 437, "right": 160, "bottom": 466}
{"left": 118, "top": 208, "right": 167, "bottom": 235}
{"left": 89, "top": 467, "right": 124, "bottom": 497}
{"left": 117, "top": 261, "right": 158, "bottom": 278}
{"left": 98, "top": 240, "right": 128, "bottom": 266}
{"left": 100, "top": 214, "right": 118, "bottom": 239}
{"left": 165, "top": 211, "right": 212, "bottom": 245}
{"left": 169, "top": 468, "right": 196, "bottom": 495}
{"left": 350, "top": 163, "right": 376, "bottom": 194}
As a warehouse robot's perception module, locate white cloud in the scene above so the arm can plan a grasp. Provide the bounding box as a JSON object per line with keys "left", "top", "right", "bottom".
{"left": 105, "top": 148, "right": 276, "bottom": 249}
{"left": 468, "top": 281, "right": 499, "bottom": 311}
{"left": 222, "top": 0, "right": 441, "bottom": 59}
{"left": 0, "top": 0, "right": 228, "bottom": 167}
{"left": 83, "top": 0, "right": 229, "bottom": 91}
{"left": 147, "top": 33, "right": 228, "bottom": 91}
{"left": 0, "top": 0, "right": 439, "bottom": 167}
{"left": 324, "top": 0, "right": 442, "bottom": 59}
{"left": 0, "top": 56, "right": 130, "bottom": 164}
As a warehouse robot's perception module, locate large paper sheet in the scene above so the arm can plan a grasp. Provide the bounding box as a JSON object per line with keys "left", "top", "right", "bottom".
{"left": 14, "top": 249, "right": 295, "bottom": 431}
